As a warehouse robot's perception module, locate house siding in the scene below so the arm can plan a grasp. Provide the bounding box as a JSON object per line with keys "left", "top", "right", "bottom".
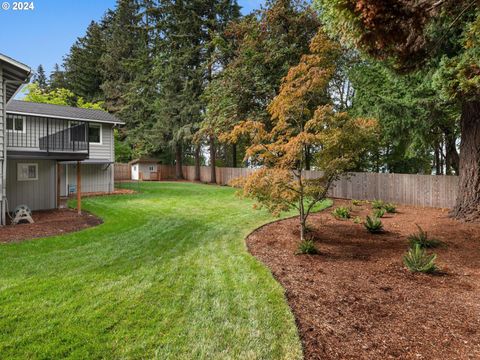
{"left": 0, "top": 65, "right": 4, "bottom": 224}
{"left": 89, "top": 123, "right": 113, "bottom": 160}
{"left": 60, "top": 163, "right": 113, "bottom": 196}
{"left": 6, "top": 159, "right": 56, "bottom": 211}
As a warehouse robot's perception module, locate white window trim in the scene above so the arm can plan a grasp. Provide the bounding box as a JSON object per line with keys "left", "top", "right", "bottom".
{"left": 7, "top": 115, "right": 26, "bottom": 134}
{"left": 89, "top": 124, "right": 103, "bottom": 145}
{"left": 148, "top": 165, "right": 155, "bottom": 172}
{"left": 17, "top": 163, "right": 38, "bottom": 181}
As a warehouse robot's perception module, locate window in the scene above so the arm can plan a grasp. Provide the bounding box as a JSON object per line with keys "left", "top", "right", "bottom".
{"left": 149, "top": 165, "right": 155, "bottom": 172}
{"left": 70, "top": 122, "right": 87, "bottom": 142}
{"left": 17, "top": 163, "right": 38, "bottom": 181}
{"left": 69, "top": 122, "right": 102, "bottom": 144}
{"left": 88, "top": 124, "right": 102, "bottom": 144}
{"left": 6, "top": 115, "right": 26, "bottom": 133}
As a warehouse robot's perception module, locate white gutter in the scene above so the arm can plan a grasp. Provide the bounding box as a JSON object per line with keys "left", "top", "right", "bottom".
{"left": 6, "top": 110, "right": 125, "bottom": 125}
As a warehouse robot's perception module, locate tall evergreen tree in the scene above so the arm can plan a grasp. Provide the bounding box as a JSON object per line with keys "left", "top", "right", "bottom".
{"left": 148, "top": 0, "right": 241, "bottom": 180}
{"left": 63, "top": 20, "right": 106, "bottom": 102}
{"left": 49, "top": 63, "right": 67, "bottom": 90}
{"left": 202, "top": 0, "right": 320, "bottom": 175}
{"left": 100, "top": 1, "right": 145, "bottom": 113}
{"left": 32, "top": 65, "right": 48, "bottom": 90}
{"left": 315, "top": 0, "right": 480, "bottom": 220}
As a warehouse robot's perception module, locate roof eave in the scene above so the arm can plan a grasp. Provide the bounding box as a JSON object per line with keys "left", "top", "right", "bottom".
{"left": 0, "top": 54, "right": 31, "bottom": 74}
{"left": 6, "top": 110, "right": 125, "bottom": 125}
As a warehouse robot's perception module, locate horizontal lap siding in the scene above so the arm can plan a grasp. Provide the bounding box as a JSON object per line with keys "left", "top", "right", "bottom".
{"left": 89, "top": 124, "right": 113, "bottom": 160}
{"left": 64, "top": 163, "right": 113, "bottom": 195}
{"left": 6, "top": 159, "right": 56, "bottom": 211}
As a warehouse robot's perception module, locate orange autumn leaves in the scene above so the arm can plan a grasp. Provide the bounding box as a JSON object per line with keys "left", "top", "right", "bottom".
{"left": 227, "top": 29, "right": 377, "bottom": 228}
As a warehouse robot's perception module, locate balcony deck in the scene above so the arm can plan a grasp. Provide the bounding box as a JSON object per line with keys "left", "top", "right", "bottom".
{"left": 6, "top": 115, "right": 90, "bottom": 160}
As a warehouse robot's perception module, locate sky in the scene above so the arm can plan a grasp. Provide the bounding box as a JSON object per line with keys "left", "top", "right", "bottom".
{"left": 0, "top": 0, "right": 265, "bottom": 75}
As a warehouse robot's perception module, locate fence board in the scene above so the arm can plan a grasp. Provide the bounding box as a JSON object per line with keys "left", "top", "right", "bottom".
{"left": 114, "top": 163, "right": 458, "bottom": 208}
{"left": 114, "top": 163, "right": 130, "bottom": 181}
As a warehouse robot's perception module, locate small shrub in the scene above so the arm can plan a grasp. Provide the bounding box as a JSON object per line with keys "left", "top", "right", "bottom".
{"left": 403, "top": 244, "right": 438, "bottom": 273}
{"left": 364, "top": 215, "right": 384, "bottom": 233}
{"left": 353, "top": 216, "right": 362, "bottom": 224}
{"left": 372, "top": 199, "right": 385, "bottom": 209}
{"left": 352, "top": 200, "right": 363, "bottom": 206}
{"left": 332, "top": 206, "right": 351, "bottom": 219}
{"left": 373, "top": 208, "right": 386, "bottom": 218}
{"left": 384, "top": 203, "right": 396, "bottom": 213}
{"left": 296, "top": 240, "right": 318, "bottom": 255}
{"left": 408, "top": 225, "right": 441, "bottom": 248}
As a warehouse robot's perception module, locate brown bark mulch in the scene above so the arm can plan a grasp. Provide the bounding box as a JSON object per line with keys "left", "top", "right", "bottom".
{"left": 247, "top": 199, "right": 480, "bottom": 360}
{"left": 0, "top": 209, "right": 102, "bottom": 243}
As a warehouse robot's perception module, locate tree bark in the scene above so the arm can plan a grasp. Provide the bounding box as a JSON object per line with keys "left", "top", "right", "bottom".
{"left": 194, "top": 144, "right": 201, "bottom": 181}
{"left": 209, "top": 135, "right": 216, "bottom": 184}
{"left": 175, "top": 143, "right": 184, "bottom": 180}
{"left": 434, "top": 145, "right": 441, "bottom": 175}
{"left": 305, "top": 145, "right": 311, "bottom": 171}
{"left": 453, "top": 100, "right": 480, "bottom": 221}
{"left": 232, "top": 143, "right": 237, "bottom": 168}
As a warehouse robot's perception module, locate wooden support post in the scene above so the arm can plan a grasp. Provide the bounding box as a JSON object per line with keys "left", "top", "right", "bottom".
{"left": 77, "top": 161, "right": 82, "bottom": 215}
{"left": 56, "top": 162, "right": 61, "bottom": 209}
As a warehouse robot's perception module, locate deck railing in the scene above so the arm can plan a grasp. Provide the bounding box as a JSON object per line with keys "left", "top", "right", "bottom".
{"left": 6, "top": 115, "right": 89, "bottom": 155}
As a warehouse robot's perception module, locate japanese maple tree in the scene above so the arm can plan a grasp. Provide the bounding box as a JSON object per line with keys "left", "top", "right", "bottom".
{"left": 226, "top": 31, "right": 377, "bottom": 242}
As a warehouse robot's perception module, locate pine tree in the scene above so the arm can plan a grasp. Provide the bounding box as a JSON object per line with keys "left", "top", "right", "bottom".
{"left": 32, "top": 65, "right": 48, "bottom": 90}
{"left": 49, "top": 63, "right": 67, "bottom": 90}
{"left": 63, "top": 20, "right": 106, "bottom": 102}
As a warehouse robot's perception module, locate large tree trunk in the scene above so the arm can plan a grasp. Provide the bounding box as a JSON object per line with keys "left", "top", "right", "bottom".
{"left": 194, "top": 145, "right": 201, "bottom": 181}
{"left": 232, "top": 143, "right": 237, "bottom": 168}
{"left": 453, "top": 100, "right": 480, "bottom": 221}
{"left": 209, "top": 135, "right": 216, "bottom": 184}
{"left": 175, "top": 143, "right": 184, "bottom": 180}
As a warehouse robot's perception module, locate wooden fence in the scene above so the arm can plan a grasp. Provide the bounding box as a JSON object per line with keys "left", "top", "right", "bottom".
{"left": 114, "top": 163, "right": 131, "bottom": 181}
{"left": 115, "top": 164, "right": 459, "bottom": 208}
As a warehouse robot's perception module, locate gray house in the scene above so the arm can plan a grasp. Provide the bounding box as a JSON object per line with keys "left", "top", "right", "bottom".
{"left": 0, "top": 53, "right": 123, "bottom": 225}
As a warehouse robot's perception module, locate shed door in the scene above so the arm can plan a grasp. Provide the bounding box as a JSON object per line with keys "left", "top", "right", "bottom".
{"left": 132, "top": 164, "right": 139, "bottom": 180}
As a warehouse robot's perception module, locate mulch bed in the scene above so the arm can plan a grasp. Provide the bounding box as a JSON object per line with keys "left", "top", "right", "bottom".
{"left": 247, "top": 199, "right": 480, "bottom": 360}
{"left": 80, "top": 188, "right": 137, "bottom": 197}
{"left": 0, "top": 209, "right": 102, "bottom": 243}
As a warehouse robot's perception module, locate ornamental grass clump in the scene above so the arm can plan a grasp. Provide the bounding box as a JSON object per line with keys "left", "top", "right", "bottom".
{"left": 403, "top": 244, "right": 438, "bottom": 273}
{"left": 408, "top": 225, "right": 441, "bottom": 248}
{"left": 332, "top": 206, "right": 351, "bottom": 219}
{"left": 352, "top": 199, "right": 363, "bottom": 206}
{"left": 296, "top": 240, "right": 318, "bottom": 255}
{"left": 373, "top": 208, "right": 386, "bottom": 218}
{"left": 364, "top": 215, "right": 384, "bottom": 233}
{"left": 384, "top": 203, "right": 396, "bottom": 213}
{"left": 372, "top": 199, "right": 385, "bottom": 209}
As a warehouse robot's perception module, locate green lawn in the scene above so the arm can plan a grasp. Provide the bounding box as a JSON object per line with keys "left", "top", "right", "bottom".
{"left": 0, "top": 182, "right": 330, "bottom": 359}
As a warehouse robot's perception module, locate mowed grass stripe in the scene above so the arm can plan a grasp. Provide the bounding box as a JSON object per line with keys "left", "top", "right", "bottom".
{"left": 0, "top": 182, "right": 329, "bottom": 359}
